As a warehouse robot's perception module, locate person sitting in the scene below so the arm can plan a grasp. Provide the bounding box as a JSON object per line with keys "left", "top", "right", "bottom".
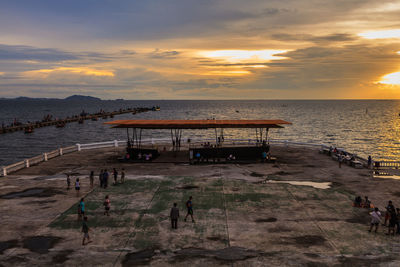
{"left": 362, "top": 196, "right": 371, "bottom": 209}
{"left": 353, "top": 196, "right": 362, "bottom": 207}
{"left": 261, "top": 151, "right": 267, "bottom": 162}
{"left": 195, "top": 152, "right": 201, "bottom": 163}
{"left": 124, "top": 153, "right": 130, "bottom": 161}
{"left": 145, "top": 153, "right": 150, "bottom": 161}
{"left": 137, "top": 153, "right": 142, "bottom": 160}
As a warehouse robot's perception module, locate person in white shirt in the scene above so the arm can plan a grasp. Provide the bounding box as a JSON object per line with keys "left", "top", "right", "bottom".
{"left": 369, "top": 207, "right": 382, "bottom": 233}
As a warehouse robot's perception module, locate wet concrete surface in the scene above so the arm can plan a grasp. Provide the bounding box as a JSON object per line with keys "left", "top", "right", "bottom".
{"left": 1, "top": 146, "right": 400, "bottom": 265}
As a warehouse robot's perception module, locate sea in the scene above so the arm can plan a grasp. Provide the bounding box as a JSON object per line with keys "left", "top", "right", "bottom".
{"left": 1, "top": 99, "right": 400, "bottom": 166}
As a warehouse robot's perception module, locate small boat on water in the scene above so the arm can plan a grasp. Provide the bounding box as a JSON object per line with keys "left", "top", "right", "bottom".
{"left": 24, "top": 127, "right": 34, "bottom": 134}
{"left": 152, "top": 106, "right": 161, "bottom": 111}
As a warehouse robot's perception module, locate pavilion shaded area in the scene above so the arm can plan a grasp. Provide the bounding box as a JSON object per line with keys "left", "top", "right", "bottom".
{"left": 105, "top": 119, "right": 291, "bottom": 163}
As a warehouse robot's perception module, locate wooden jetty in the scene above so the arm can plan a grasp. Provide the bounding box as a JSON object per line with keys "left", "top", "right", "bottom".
{"left": 0, "top": 107, "right": 154, "bottom": 135}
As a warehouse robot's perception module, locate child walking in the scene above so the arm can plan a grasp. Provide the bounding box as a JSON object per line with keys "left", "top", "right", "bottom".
{"left": 82, "top": 216, "right": 91, "bottom": 245}
{"left": 104, "top": 195, "right": 110, "bottom": 216}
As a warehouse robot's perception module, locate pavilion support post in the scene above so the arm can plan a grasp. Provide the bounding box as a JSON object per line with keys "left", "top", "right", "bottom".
{"left": 138, "top": 128, "right": 142, "bottom": 149}
{"left": 214, "top": 128, "right": 218, "bottom": 146}
{"left": 171, "top": 129, "right": 176, "bottom": 151}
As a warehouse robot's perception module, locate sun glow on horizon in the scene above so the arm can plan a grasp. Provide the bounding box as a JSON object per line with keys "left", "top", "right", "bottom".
{"left": 199, "top": 49, "right": 288, "bottom": 63}
{"left": 359, "top": 29, "right": 400, "bottom": 39}
{"left": 379, "top": 72, "right": 400, "bottom": 85}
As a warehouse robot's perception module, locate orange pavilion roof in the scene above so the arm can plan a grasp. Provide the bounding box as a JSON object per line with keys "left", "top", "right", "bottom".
{"left": 104, "top": 119, "right": 291, "bottom": 129}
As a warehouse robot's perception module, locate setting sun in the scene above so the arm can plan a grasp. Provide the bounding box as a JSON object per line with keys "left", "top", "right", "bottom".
{"left": 379, "top": 72, "right": 400, "bottom": 85}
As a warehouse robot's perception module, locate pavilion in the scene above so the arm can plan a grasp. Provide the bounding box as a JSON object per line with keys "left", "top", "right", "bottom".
{"left": 105, "top": 119, "right": 291, "bottom": 162}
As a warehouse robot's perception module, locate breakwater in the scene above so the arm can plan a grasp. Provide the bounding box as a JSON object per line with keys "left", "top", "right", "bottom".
{"left": 0, "top": 107, "right": 154, "bottom": 134}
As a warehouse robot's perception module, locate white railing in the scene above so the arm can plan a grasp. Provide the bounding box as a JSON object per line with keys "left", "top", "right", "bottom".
{"left": 0, "top": 140, "right": 122, "bottom": 176}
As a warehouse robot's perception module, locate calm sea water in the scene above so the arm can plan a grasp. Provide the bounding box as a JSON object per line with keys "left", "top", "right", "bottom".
{"left": 1, "top": 99, "right": 400, "bottom": 166}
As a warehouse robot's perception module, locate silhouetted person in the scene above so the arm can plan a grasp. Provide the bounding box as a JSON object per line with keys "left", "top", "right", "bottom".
{"left": 170, "top": 203, "right": 179, "bottom": 229}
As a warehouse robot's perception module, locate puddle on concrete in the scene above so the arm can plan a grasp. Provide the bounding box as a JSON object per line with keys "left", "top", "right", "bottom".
{"left": 207, "top": 236, "right": 228, "bottom": 242}
{"left": 255, "top": 217, "right": 277, "bottom": 223}
{"left": 1, "top": 188, "right": 64, "bottom": 199}
{"left": 122, "top": 249, "right": 155, "bottom": 266}
{"left": 263, "top": 180, "right": 331, "bottom": 189}
{"left": 23, "top": 236, "right": 62, "bottom": 254}
{"left": 1, "top": 188, "right": 44, "bottom": 199}
{"left": 174, "top": 246, "right": 261, "bottom": 262}
{"left": 22, "top": 200, "right": 57, "bottom": 205}
{"left": 268, "top": 227, "right": 292, "bottom": 233}
{"left": 250, "top": 172, "right": 264, "bottom": 177}
{"left": 0, "top": 240, "right": 19, "bottom": 254}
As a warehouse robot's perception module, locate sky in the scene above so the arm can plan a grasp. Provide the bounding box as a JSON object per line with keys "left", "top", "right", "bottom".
{"left": 1, "top": 0, "right": 400, "bottom": 99}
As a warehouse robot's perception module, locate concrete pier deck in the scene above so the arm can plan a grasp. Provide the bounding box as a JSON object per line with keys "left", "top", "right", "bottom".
{"left": 1, "top": 146, "right": 400, "bottom": 266}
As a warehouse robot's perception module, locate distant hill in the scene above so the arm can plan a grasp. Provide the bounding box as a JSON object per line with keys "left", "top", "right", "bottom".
{"left": 0, "top": 95, "right": 103, "bottom": 101}
{"left": 64, "top": 95, "right": 101, "bottom": 101}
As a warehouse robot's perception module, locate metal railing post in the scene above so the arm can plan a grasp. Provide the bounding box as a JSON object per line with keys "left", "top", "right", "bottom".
{"left": 77, "top": 144, "right": 81, "bottom": 151}
{"left": 25, "top": 159, "right": 30, "bottom": 168}
{"left": 2, "top": 167, "right": 6, "bottom": 176}
{"left": 59, "top": 148, "right": 63, "bottom": 156}
{"left": 44, "top": 153, "right": 48, "bottom": 161}
{"left": 114, "top": 140, "right": 118, "bottom": 147}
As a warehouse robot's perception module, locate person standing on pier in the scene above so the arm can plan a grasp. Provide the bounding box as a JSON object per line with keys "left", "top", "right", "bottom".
{"left": 75, "top": 178, "right": 80, "bottom": 196}
{"left": 120, "top": 168, "right": 125, "bottom": 184}
{"left": 78, "top": 198, "right": 85, "bottom": 221}
{"left": 368, "top": 207, "right": 382, "bottom": 233}
{"left": 184, "top": 196, "right": 195, "bottom": 223}
{"left": 170, "top": 203, "right": 179, "bottom": 229}
{"left": 66, "top": 174, "right": 71, "bottom": 190}
{"left": 113, "top": 168, "right": 118, "bottom": 185}
{"left": 338, "top": 154, "right": 343, "bottom": 168}
{"left": 103, "top": 169, "right": 109, "bottom": 188}
{"left": 89, "top": 171, "right": 94, "bottom": 187}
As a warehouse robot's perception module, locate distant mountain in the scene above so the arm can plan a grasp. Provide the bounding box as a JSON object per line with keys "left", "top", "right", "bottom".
{"left": 13, "top": 96, "right": 57, "bottom": 101}
{"left": 64, "top": 95, "right": 101, "bottom": 101}
{"left": 0, "top": 95, "right": 103, "bottom": 101}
